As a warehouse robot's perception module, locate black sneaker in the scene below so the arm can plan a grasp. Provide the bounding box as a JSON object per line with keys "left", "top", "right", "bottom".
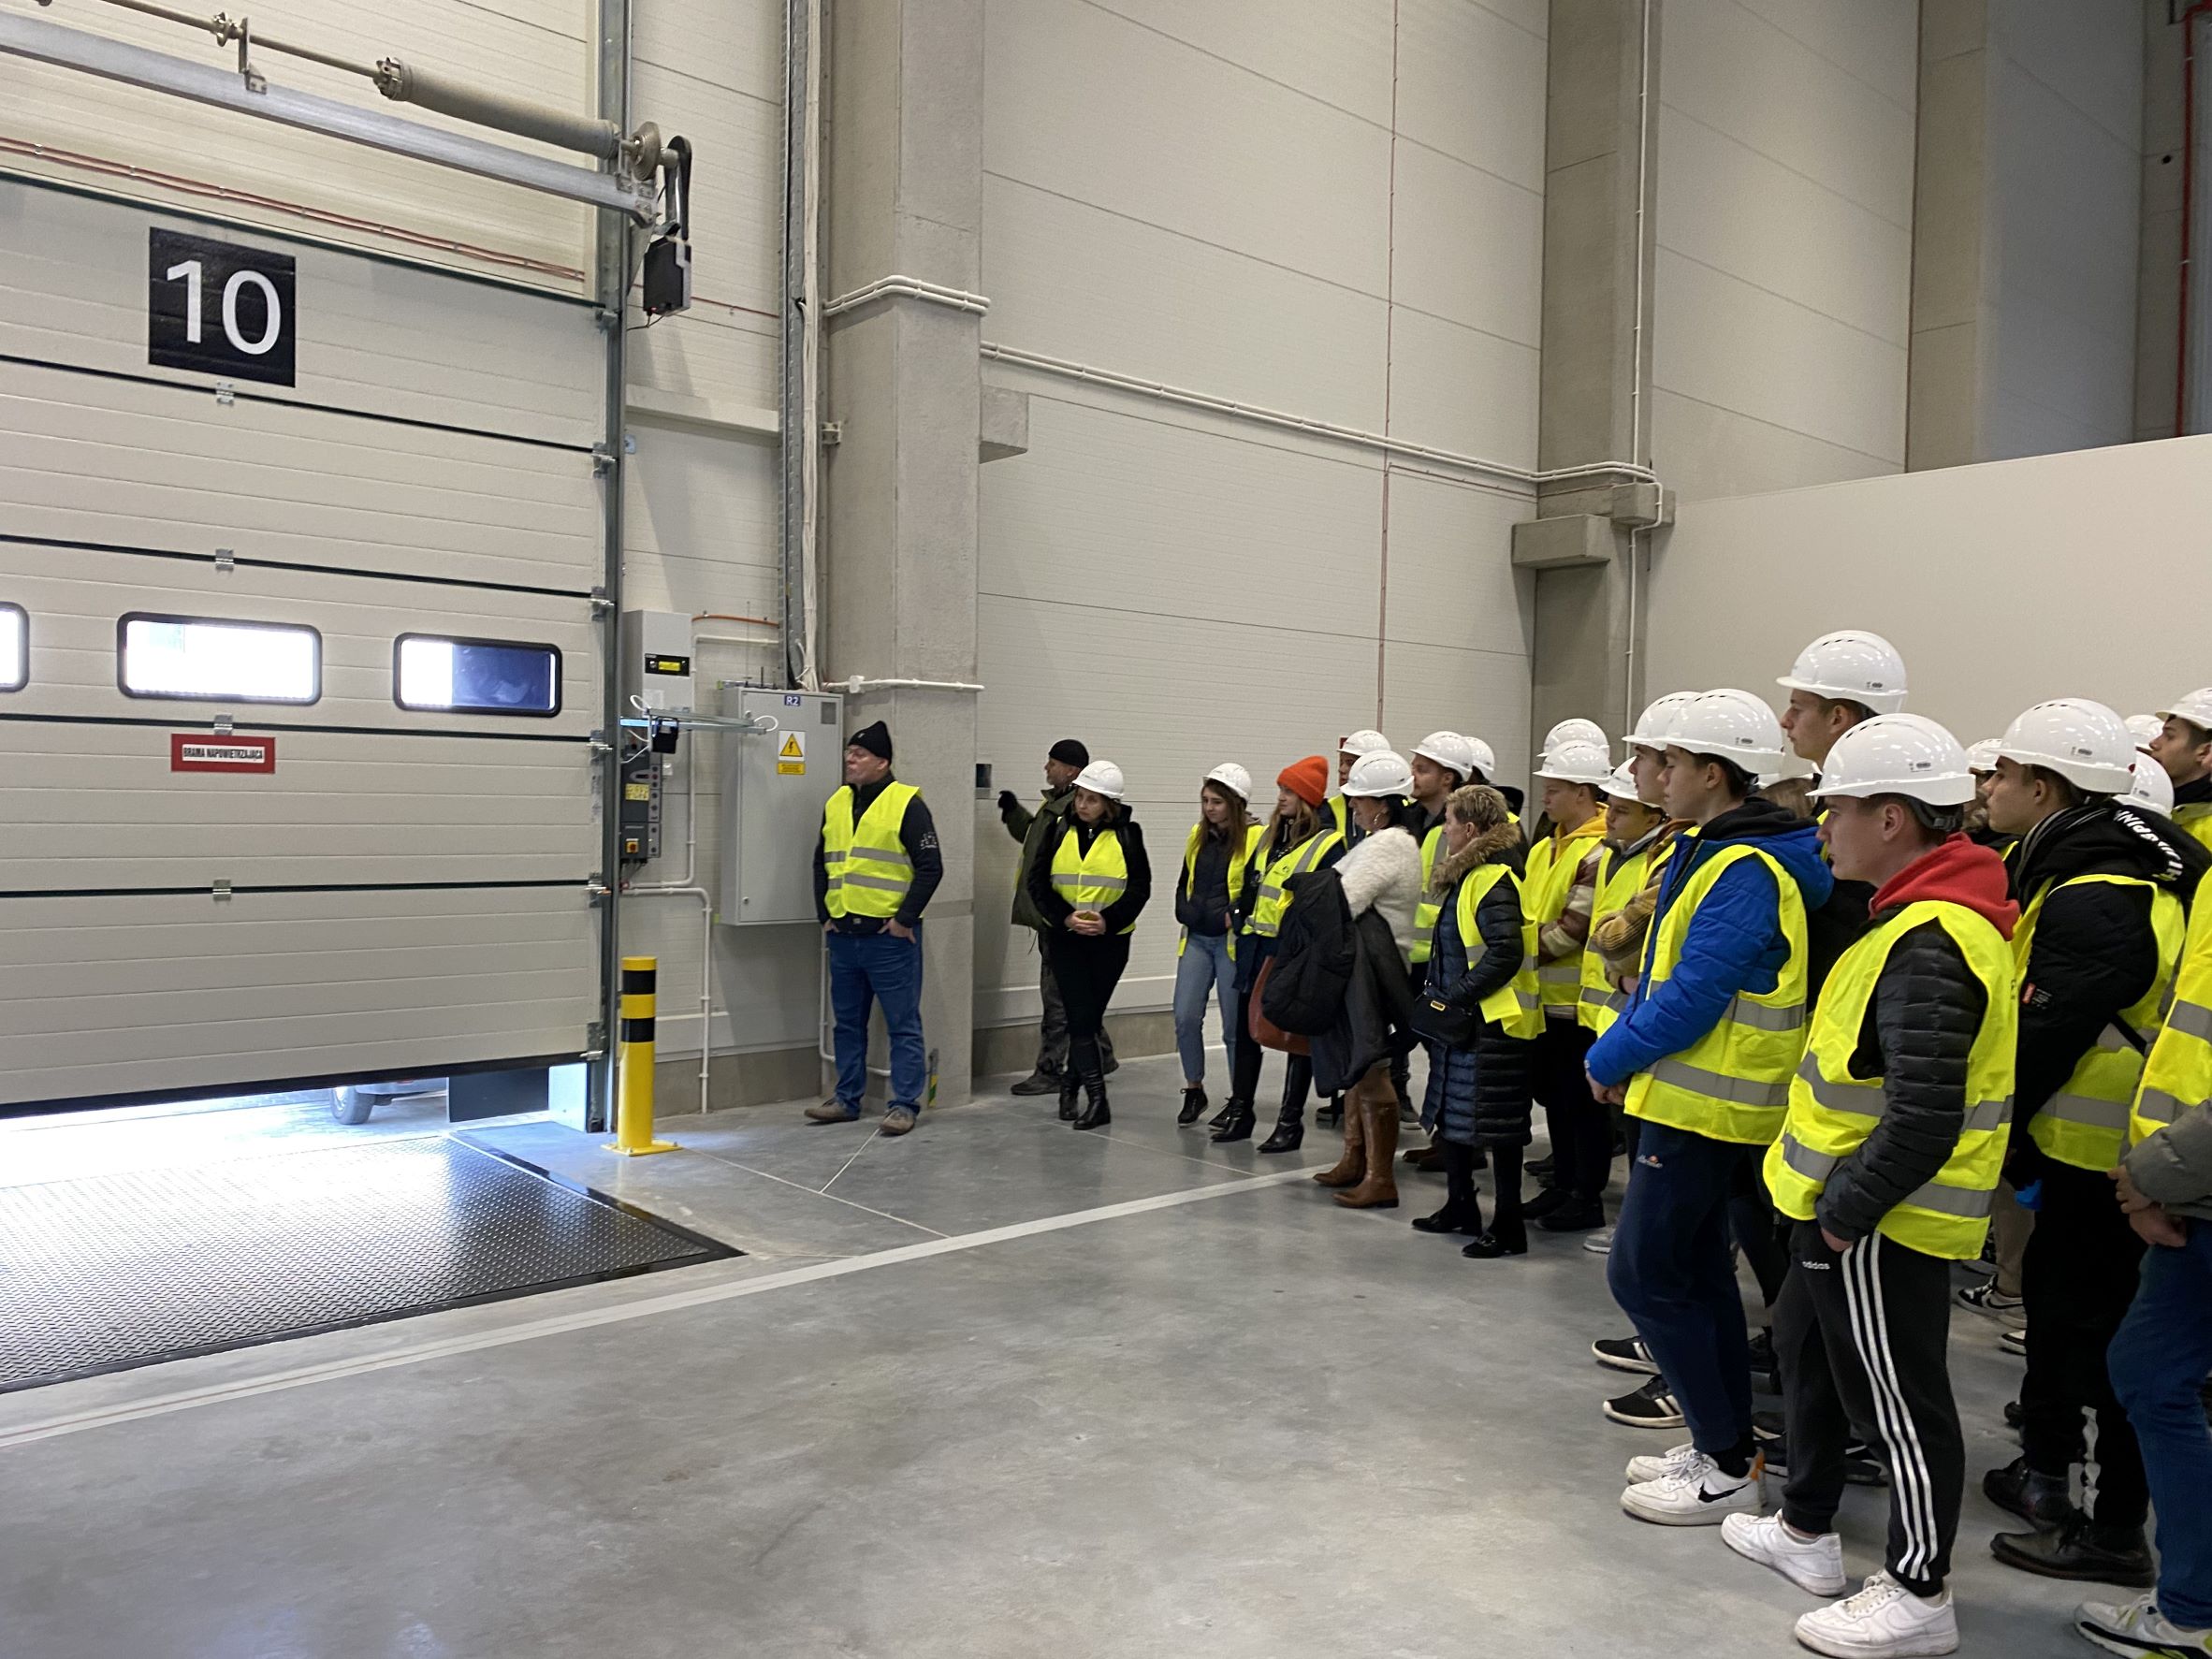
{"left": 1009, "top": 1069, "right": 1059, "bottom": 1098}
{"left": 1985, "top": 1454, "right": 2075, "bottom": 1528}
{"left": 1593, "top": 1334, "right": 1660, "bottom": 1375}
{"left": 1604, "top": 1375, "right": 1685, "bottom": 1430}
{"left": 1748, "top": 1328, "right": 1781, "bottom": 1393}
{"left": 1993, "top": 1514, "right": 2157, "bottom": 1587}
{"left": 1751, "top": 1413, "right": 1885, "bottom": 1486}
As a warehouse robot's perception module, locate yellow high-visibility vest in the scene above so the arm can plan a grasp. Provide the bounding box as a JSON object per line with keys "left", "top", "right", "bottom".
{"left": 1050, "top": 823, "right": 1136, "bottom": 934}
{"left": 1179, "top": 822, "right": 1260, "bottom": 959}
{"left": 822, "top": 781, "right": 921, "bottom": 920}
{"left": 1579, "top": 835, "right": 1678, "bottom": 1036}
{"left": 2134, "top": 894, "right": 2212, "bottom": 1145}
{"left": 1526, "top": 813, "right": 1608, "bottom": 1011}
{"left": 1766, "top": 898, "right": 2016, "bottom": 1259}
{"left": 2013, "top": 873, "right": 2186, "bottom": 1171}
{"left": 2174, "top": 800, "right": 2212, "bottom": 856}
{"left": 1413, "top": 822, "right": 1446, "bottom": 966}
{"left": 1244, "top": 826, "right": 1344, "bottom": 939}
{"left": 1624, "top": 842, "right": 1811, "bottom": 1145}
{"left": 1441, "top": 863, "right": 1543, "bottom": 1039}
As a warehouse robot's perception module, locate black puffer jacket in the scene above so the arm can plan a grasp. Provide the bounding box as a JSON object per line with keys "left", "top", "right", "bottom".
{"left": 1817, "top": 836, "right": 2017, "bottom": 1244}
{"left": 1419, "top": 828, "right": 1535, "bottom": 1148}
{"left": 2010, "top": 801, "right": 2209, "bottom": 1139}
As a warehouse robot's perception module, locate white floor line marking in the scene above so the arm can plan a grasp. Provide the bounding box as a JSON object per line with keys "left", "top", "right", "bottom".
{"left": 683, "top": 1146, "right": 949, "bottom": 1238}
{"left": 818, "top": 1127, "right": 882, "bottom": 1196}
{"left": 0, "top": 1166, "right": 1317, "bottom": 1450}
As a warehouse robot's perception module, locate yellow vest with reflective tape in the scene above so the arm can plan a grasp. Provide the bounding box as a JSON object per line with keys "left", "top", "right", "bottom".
{"left": 822, "top": 781, "right": 920, "bottom": 920}
{"left": 2175, "top": 800, "right": 2212, "bottom": 856}
{"left": 1527, "top": 815, "right": 1608, "bottom": 1011}
{"left": 1579, "top": 838, "right": 1675, "bottom": 1035}
{"left": 1051, "top": 823, "right": 1136, "bottom": 933}
{"left": 1765, "top": 899, "right": 2016, "bottom": 1259}
{"left": 2014, "top": 873, "right": 2186, "bottom": 1171}
{"left": 1413, "top": 823, "right": 1446, "bottom": 966}
{"left": 1624, "top": 842, "right": 1811, "bottom": 1145}
{"left": 1245, "top": 826, "right": 1344, "bottom": 939}
{"left": 1179, "top": 822, "right": 1260, "bottom": 959}
{"left": 1443, "top": 863, "right": 1543, "bottom": 1039}
{"left": 2134, "top": 894, "right": 2212, "bottom": 1145}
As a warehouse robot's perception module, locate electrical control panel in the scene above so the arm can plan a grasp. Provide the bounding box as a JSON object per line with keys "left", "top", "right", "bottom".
{"left": 719, "top": 687, "right": 843, "bottom": 925}
{"left": 619, "top": 609, "right": 694, "bottom": 715}
{"left": 618, "top": 745, "right": 662, "bottom": 866}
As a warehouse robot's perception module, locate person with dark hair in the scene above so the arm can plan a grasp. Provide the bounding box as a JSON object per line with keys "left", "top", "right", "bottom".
{"left": 1027, "top": 761, "right": 1151, "bottom": 1131}
{"left": 2148, "top": 689, "right": 2212, "bottom": 853}
{"left": 808, "top": 721, "right": 942, "bottom": 1134}
{"left": 1173, "top": 764, "right": 1259, "bottom": 1126}
{"left": 1980, "top": 699, "right": 2207, "bottom": 1587}
{"left": 998, "top": 737, "right": 1114, "bottom": 1095}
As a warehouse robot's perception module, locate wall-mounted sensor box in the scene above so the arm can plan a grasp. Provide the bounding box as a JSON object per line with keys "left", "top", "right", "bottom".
{"left": 620, "top": 609, "right": 694, "bottom": 714}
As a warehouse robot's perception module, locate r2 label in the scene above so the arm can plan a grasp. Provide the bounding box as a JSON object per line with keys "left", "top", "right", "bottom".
{"left": 148, "top": 228, "right": 297, "bottom": 386}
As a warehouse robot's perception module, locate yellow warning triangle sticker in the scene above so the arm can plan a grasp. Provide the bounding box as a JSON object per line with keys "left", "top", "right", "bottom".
{"left": 779, "top": 734, "right": 804, "bottom": 758}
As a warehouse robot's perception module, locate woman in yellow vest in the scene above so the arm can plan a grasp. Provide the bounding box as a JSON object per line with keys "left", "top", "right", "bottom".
{"left": 1408, "top": 784, "right": 1540, "bottom": 1256}
{"left": 1214, "top": 756, "right": 1342, "bottom": 1147}
{"left": 1026, "top": 760, "right": 1152, "bottom": 1131}
{"left": 1172, "top": 763, "right": 1258, "bottom": 1127}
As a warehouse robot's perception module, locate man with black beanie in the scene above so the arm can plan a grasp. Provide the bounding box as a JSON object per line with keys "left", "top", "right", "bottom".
{"left": 809, "top": 721, "right": 942, "bottom": 1133}
{"left": 998, "top": 737, "right": 1114, "bottom": 1093}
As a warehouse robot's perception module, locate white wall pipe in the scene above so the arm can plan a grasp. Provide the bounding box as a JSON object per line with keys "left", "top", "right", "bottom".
{"left": 1623, "top": 0, "right": 1657, "bottom": 734}
{"left": 824, "top": 275, "right": 991, "bottom": 317}
{"left": 820, "top": 675, "right": 986, "bottom": 694}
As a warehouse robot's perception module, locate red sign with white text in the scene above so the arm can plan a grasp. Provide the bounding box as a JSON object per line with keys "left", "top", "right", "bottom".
{"left": 170, "top": 734, "right": 276, "bottom": 774}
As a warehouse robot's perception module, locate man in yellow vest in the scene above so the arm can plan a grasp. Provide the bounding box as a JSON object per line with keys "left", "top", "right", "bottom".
{"left": 1523, "top": 736, "right": 1614, "bottom": 1233}
{"left": 807, "top": 721, "right": 942, "bottom": 1133}
{"left": 1586, "top": 690, "right": 1831, "bottom": 1494}
{"left": 2147, "top": 689, "right": 2212, "bottom": 854}
{"left": 1979, "top": 699, "right": 2208, "bottom": 1587}
{"left": 1717, "top": 714, "right": 2016, "bottom": 1658}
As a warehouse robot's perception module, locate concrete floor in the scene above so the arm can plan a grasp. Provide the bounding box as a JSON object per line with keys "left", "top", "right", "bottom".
{"left": 0, "top": 1054, "right": 2098, "bottom": 1657}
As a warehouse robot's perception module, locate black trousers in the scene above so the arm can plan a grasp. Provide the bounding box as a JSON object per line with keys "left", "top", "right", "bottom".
{"left": 1728, "top": 1148, "right": 1792, "bottom": 1309}
{"left": 1533, "top": 1020, "right": 1608, "bottom": 1200}
{"left": 1777, "top": 1223, "right": 1965, "bottom": 1595}
{"left": 2021, "top": 1156, "right": 2150, "bottom": 1528}
{"left": 1036, "top": 943, "right": 1114, "bottom": 1077}
{"left": 1044, "top": 933, "right": 1130, "bottom": 1078}
{"left": 1228, "top": 959, "right": 1312, "bottom": 1113}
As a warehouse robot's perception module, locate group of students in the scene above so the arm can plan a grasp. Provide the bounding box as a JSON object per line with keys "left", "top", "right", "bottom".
{"left": 996, "top": 633, "right": 2212, "bottom": 1659}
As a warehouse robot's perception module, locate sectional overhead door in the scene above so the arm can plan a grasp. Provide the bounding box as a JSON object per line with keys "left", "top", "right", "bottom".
{"left": 0, "top": 179, "right": 607, "bottom": 1110}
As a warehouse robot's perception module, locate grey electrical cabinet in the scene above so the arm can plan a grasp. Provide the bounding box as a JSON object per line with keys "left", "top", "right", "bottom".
{"left": 720, "top": 688, "right": 844, "bottom": 925}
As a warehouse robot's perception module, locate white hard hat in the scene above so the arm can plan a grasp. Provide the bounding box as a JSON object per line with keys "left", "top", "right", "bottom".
{"left": 2129, "top": 759, "right": 2176, "bottom": 815}
{"left": 1072, "top": 760, "right": 1126, "bottom": 800}
{"left": 1203, "top": 762, "right": 1251, "bottom": 802}
{"left": 2126, "top": 715, "right": 2165, "bottom": 750}
{"left": 1630, "top": 691, "right": 1702, "bottom": 754}
{"left": 1966, "top": 738, "right": 2004, "bottom": 775}
{"left": 1601, "top": 762, "right": 1650, "bottom": 805}
{"left": 1342, "top": 749, "right": 1414, "bottom": 798}
{"left": 1412, "top": 731, "right": 1477, "bottom": 780}
{"left": 1777, "top": 630, "right": 1909, "bottom": 715}
{"left": 1535, "top": 739, "right": 1613, "bottom": 786}
{"left": 1666, "top": 688, "right": 1788, "bottom": 773}
{"left": 1463, "top": 735, "right": 1498, "bottom": 779}
{"left": 1995, "top": 699, "right": 2137, "bottom": 795}
{"left": 1810, "top": 714, "right": 1977, "bottom": 808}
{"left": 1541, "top": 718, "right": 1608, "bottom": 761}
{"left": 1338, "top": 729, "right": 1390, "bottom": 759}
{"left": 2157, "top": 691, "right": 2212, "bottom": 735}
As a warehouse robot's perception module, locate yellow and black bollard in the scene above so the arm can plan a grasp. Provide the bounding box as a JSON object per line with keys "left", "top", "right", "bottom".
{"left": 607, "top": 954, "right": 678, "bottom": 1157}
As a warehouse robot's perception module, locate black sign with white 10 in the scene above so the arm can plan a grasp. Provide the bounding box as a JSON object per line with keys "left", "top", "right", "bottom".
{"left": 148, "top": 228, "right": 297, "bottom": 386}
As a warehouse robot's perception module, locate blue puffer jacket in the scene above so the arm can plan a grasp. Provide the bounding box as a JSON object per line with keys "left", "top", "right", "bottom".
{"left": 1585, "top": 798, "right": 1834, "bottom": 1090}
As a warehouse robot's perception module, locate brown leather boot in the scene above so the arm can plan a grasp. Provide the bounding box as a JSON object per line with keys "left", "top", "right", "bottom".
{"left": 1312, "top": 1088, "right": 1367, "bottom": 1186}
{"left": 1334, "top": 1082, "right": 1401, "bottom": 1209}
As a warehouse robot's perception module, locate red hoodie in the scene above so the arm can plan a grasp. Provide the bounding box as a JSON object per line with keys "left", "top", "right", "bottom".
{"left": 1870, "top": 833, "right": 2018, "bottom": 939}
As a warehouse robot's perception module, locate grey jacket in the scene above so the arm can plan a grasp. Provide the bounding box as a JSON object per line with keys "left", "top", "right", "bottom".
{"left": 2124, "top": 1103, "right": 2212, "bottom": 1223}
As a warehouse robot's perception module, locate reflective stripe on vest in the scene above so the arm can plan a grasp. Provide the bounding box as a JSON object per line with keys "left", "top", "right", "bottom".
{"left": 1762, "top": 898, "right": 2016, "bottom": 1259}
{"left": 1179, "top": 821, "right": 1259, "bottom": 960}
{"left": 1526, "top": 815, "right": 1607, "bottom": 1011}
{"left": 2134, "top": 895, "right": 2212, "bottom": 1144}
{"left": 1245, "top": 826, "right": 1344, "bottom": 939}
{"left": 1579, "top": 836, "right": 1677, "bottom": 1035}
{"left": 1433, "top": 862, "right": 1543, "bottom": 1040}
{"left": 2016, "top": 873, "right": 2185, "bottom": 1171}
{"left": 1052, "top": 824, "right": 1137, "bottom": 933}
{"left": 822, "top": 781, "right": 921, "bottom": 920}
{"left": 1412, "top": 823, "right": 1446, "bottom": 966}
{"left": 1623, "top": 840, "right": 1811, "bottom": 1145}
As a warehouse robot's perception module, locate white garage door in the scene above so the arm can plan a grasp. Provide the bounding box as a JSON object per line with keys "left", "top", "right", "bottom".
{"left": 0, "top": 180, "right": 606, "bottom": 1110}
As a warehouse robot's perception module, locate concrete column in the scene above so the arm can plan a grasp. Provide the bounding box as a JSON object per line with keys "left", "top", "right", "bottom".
{"left": 822, "top": 0, "right": 983, "bottom": 1104}
{"left": 1522, "top": 0, "right": 1660, "bottom": 748}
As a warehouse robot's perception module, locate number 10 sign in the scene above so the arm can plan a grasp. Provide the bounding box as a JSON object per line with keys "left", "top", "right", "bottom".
{"left": 148, "top": 228, "right": 297, "bottom": 386}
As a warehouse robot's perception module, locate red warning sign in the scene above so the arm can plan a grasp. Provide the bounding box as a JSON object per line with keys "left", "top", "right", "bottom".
{"left": 170, "top": 734, "right": 276, "bottom": 774}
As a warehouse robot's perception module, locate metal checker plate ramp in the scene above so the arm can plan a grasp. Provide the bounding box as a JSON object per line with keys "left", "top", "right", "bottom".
{"left": 0, "top": 1136, "right": 735, "bottom": 1391}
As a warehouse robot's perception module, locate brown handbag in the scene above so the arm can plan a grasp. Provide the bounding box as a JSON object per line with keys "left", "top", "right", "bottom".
{"left": 1248, "top": 958, "right": 1311, "bottom": 1055}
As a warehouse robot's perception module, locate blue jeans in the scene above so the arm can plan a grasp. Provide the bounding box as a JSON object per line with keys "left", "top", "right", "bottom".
{"left": 1172, "top": 932, "right": 1238, "bottom": 1084}
{"left": 828, "top": 926, "right": 926, "bottom": 1113}
{"left": 2110, "top": 1220, "right": 2212, "bottom": 1628}
{"left": 1607, "top": 1118, "right": 1755, "bottom": 1457}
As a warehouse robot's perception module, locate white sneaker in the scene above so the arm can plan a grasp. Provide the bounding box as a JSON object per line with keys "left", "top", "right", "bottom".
{"left": 1584, "top": 1226, "right": 1616, "bottom": 1255}
{"left": 1794, "top": 1572, "right": 1957, "bottom": 1657}
{"left": 1625, "top": 1441, "right": 1700, "bottom": 1483}
{"left": 1722, "top": 1510, "right": 1846, "bottom": 1597}
{"left": 1621, "top": 1449, "right": 1762, "bottom": 1526}
{"left": 2076, "top": 1593, "right": 2212, "bottom": 1658}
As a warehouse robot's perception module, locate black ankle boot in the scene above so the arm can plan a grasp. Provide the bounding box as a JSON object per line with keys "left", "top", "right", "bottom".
{"left": 1177, "top": 1085, "right": 1208, "bottom": 1127}
{"left": 1058, "top": 1070, "right": 1081, "bottom": 1123}
{"left": 1463, "top": 1213, "right": 1528, "bottom": 1258}
{"left": 1984, "top": 1456, "right": 2076, "bottom": 1530}
{"left": 1207, "top": 1098, "right": 1236, "bottom": 1129}
{"left": 1412, "top": 1200, "right": 1483, "bottom": 1236}
{"left": 1072, "top": 1058, "right": 1111, "bottom": 1131}
{"left": 1211, "top": 1101, "right": 1258, "bottom": 1143}
{"left": 1258, "top": 1110, "right": 1303, "bottom": 1154}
